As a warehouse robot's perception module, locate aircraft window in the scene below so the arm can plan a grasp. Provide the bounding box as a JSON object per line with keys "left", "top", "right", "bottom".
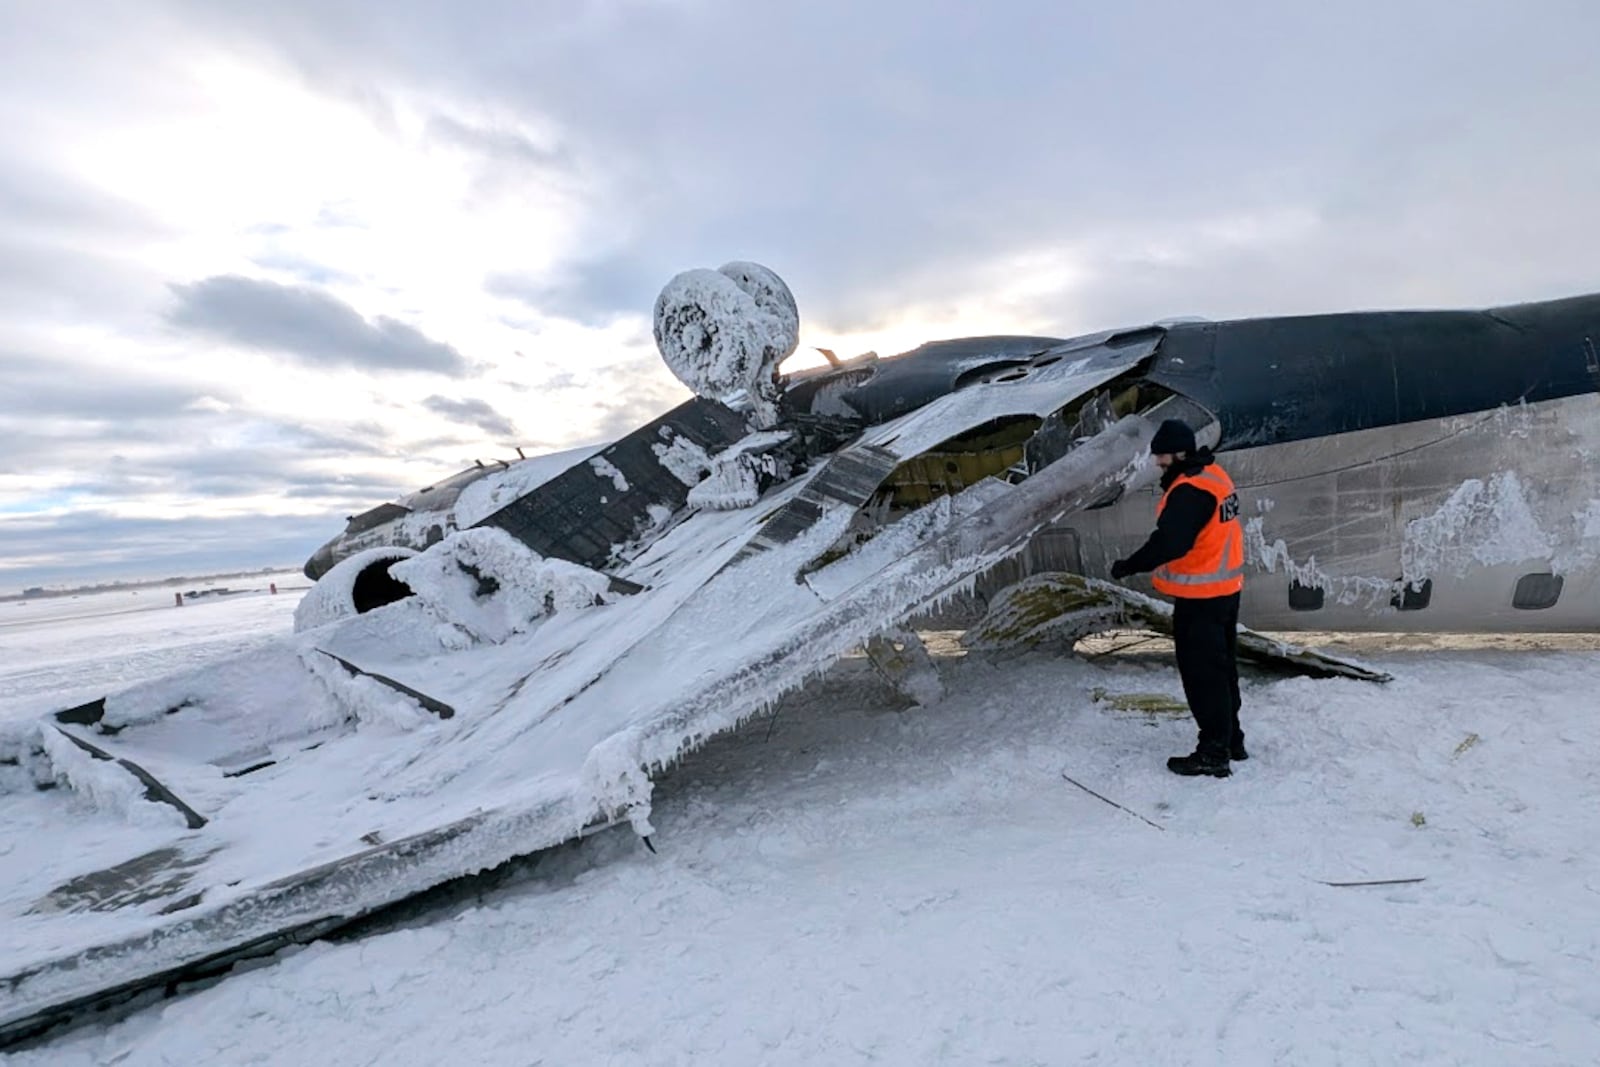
{"left": 1512, "top": 573, "right": 1563, "bottom": 610}
{"left": 1288, "top": 581, "right": 1324, "bottom": 611}
{"left": 1391, "top": 578, "right": 1432, "bottom": 612}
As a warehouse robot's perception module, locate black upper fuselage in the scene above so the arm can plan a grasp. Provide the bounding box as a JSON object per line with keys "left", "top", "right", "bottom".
{"left": 792, "top": 292, "right": 1600, "bottom": 452}
{"left": 1147, "top": 292, "right": 1600, "bottom": 450}
{"left": 305, "top": 292, "right": 1600, "bottom": 580}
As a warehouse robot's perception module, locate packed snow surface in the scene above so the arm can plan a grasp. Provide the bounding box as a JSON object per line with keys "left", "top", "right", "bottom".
{"left": 4, "top": 582, "right": 1600, "bottom": 1064}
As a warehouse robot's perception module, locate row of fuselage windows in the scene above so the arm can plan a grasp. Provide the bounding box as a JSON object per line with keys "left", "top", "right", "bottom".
{"left": 1287, "top": 573, "right": 1565, "bottom": 613}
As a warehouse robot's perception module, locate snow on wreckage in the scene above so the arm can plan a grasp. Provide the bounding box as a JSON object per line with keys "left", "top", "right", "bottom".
{"left": 0, "top": 261, "right": 1139, "bottom": 1042}
{"left": 21, "top": 260, "right": 1573, "bottom": 1046}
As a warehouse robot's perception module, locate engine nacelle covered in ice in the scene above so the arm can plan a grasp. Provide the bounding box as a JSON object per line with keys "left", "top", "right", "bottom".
{"left": 652, "top": 260, "right": 799, "bottom": 419}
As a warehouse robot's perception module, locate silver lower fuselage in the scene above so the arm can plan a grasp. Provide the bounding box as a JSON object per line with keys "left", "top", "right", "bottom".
{"left": 1061, "top": 392, "right": 1600, "bottom": 632}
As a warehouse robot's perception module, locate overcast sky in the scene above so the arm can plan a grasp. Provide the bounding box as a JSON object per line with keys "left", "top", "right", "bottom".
{"left": 2, "top": 1, "right": 1597, "bottom": 589}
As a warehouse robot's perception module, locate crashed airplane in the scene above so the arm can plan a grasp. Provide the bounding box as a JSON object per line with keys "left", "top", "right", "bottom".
{"left": 3, "top": 261, "right": 1598, "bottom": 1047}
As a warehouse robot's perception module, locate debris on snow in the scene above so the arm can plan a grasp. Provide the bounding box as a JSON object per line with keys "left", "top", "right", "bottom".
{"left": 966, "top": 572, "right": 1391, "bottom": 682}
{"left": 862, "top": 628, "right": 945, "bottom": 707}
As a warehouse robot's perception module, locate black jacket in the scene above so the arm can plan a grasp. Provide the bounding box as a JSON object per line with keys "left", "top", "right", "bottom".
{"left": 1118, "top": 449, "right": 1223, "bottom": 576}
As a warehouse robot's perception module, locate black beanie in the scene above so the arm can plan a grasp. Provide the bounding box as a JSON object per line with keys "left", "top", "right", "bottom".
{"left": 1150, "top": 418, "right": 1196, "bottom": 455}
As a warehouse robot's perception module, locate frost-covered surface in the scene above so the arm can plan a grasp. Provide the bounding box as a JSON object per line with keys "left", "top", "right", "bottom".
{"left": 652, "top": 262, "right": 799, "bottom": 403}
{"left": 1215, "top": 393, "right": 1600, "bottom": 631}
{"left": 388, "top": 528, "right": 612, "bottom": 645}
{"left": 6, "top": 340, "right": 1600, "bottom": 1057}
{"left": 687, "top": 429, "right": 796, "bottom": 510}
{"left": 0, "top": 354, "right": 1151, "bottom": 1034}
{"left": 1245, "top": 515, "right": 1398, "bottom": 610}
{"left": 718, "top": 260, "right": 799, "bottom": 346}
{"left": 292, "top": 547, "right": 416, "bottom": 633}
{"left": 1401, "top": 472, "right": 1554, "bottom": 583}
{"left": 452, "top": 445, "right": 601, "bottom": 528}
{"left": 652, "top": 433, "right": 713, "bottom": 487}
{"left": 587, "top": 455, "right": 629, "bottom": 494}
{"left": 5, "top": 599, "right": 1600, "bottom": 1065}
{"left": 685, "top": 450, "right": 762, "bottom": 510}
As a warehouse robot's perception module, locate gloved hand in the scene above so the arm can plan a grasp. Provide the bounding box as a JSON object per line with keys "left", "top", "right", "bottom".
{"left": 1110, "top": 559, "right": 1132, "bottom": 580}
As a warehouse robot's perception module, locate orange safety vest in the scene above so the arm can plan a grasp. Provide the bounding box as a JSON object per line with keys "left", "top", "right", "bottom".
{"left": 1151, "top": 463, "right": 1244, "bottom": 598}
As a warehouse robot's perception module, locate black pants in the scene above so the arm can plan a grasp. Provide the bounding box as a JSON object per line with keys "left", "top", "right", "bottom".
{"left": 1171, "top": 592, "right": 1243, "bottom": 753}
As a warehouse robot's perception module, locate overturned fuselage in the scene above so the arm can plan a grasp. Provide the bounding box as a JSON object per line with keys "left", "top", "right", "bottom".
{"left": 4, "top": 281, "right": 1598, "bottom": 1048}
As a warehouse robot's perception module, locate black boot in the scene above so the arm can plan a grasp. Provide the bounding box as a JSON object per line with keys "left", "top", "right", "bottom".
{"left": 1230, "top": 734, "right": 1249, "bottom": 761}
{"left": 1167, "top": 744, "right": 1231, "bottom": 778}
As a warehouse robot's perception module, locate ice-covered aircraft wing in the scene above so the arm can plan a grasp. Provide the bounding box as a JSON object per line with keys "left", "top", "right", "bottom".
{"left": 1, "top": 338, "right": 1154, "bottom": 1047}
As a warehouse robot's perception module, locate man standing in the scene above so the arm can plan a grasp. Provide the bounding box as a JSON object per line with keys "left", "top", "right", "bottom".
{"left": 1110, "top": 419, "right": 1245, "bottom": 778}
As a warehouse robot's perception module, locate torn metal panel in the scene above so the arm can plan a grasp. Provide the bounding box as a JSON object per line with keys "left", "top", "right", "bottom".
{"left": 477, "top": 397, "right": 751, "bottom": 569}
{"left": 965, "top": 572, "right": 1391, "bottom": 682}
{"left": 863, "top": 629, "right": 945, "bottom": 707}
{"left": 316, "top": 650, "right": 457, "bottom": 720}
{"left": 51, "top": 728, "right": 209, "bottom": 829}
{"left": 1, "top": 371, "right": 1151, "bottom": 1046}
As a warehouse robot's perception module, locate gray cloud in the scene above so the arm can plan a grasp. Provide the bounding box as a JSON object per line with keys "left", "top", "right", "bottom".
{"left": 0, "top": 351, "right": 207, "bottom": 421}
{"left": 168, "top": 0, "right": 1600, "bottom": 329}
{"left": 0, "top": 510, "right": 338, "bottom": 590}
{"left": 421, "top": 395, "right": 517, "bottom": 437}
{"left": 168, "top": 275, "right": 471, "bottom": 374}
{"left": 580, "top": 357, "right": 689, "bottom": 443}
{"left": 0, "top": 350, "right": 404, "bottom": 486}
{"left": 283, "top": 471, "right": 410, "bottom": 501}
{"left": 281, "top": 421, "right": 395, "bottom": 458}
{"left": 0, "top": 237, "right": 164, "bottom": 324}
{"left": 11, "top": 437, "right": 392, "bottom": 497}
{"left": 0, "top": 156, "right": 164, "bottom": 240}
{"left": 486, "top": 255, "right": 661, "bottom": 328}
{"left": 426, "top": 113, "right": 565, "bottom": 172}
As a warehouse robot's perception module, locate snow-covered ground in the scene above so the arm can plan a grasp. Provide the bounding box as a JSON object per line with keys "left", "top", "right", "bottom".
{"left": 0, "top": 572, "right": 308, "bottom": 723}
{"left": 3, "top": 588, "right": 1599, "bottom": 1065}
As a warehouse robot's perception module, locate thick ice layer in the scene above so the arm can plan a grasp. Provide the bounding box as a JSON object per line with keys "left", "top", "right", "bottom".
{"left": 652, "top": 263, "right": 798, "bottom": 403}
{"left": 0, "top": 347, "right": 1151, "bottom": 1039}
{"left": 389, "top": 528, "right": 613, "bottom": 645}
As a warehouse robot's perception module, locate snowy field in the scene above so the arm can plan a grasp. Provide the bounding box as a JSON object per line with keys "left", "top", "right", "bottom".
{"left": 3, "top": 585, "right": 1599, "bottom": 1065}
{"left": 0, "top": 572, "right": 309, "bottom": 724}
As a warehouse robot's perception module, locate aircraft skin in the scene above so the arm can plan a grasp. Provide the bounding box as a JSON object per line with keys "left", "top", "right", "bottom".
{"left": 5, "top": 291, "right": 1594, "bottom": 1050}
{"left": 309, "top": 292, "right": 1600, "bottom": 633}
{"left": 1067, "top": 294, "right": 1600, "bottom": 631}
